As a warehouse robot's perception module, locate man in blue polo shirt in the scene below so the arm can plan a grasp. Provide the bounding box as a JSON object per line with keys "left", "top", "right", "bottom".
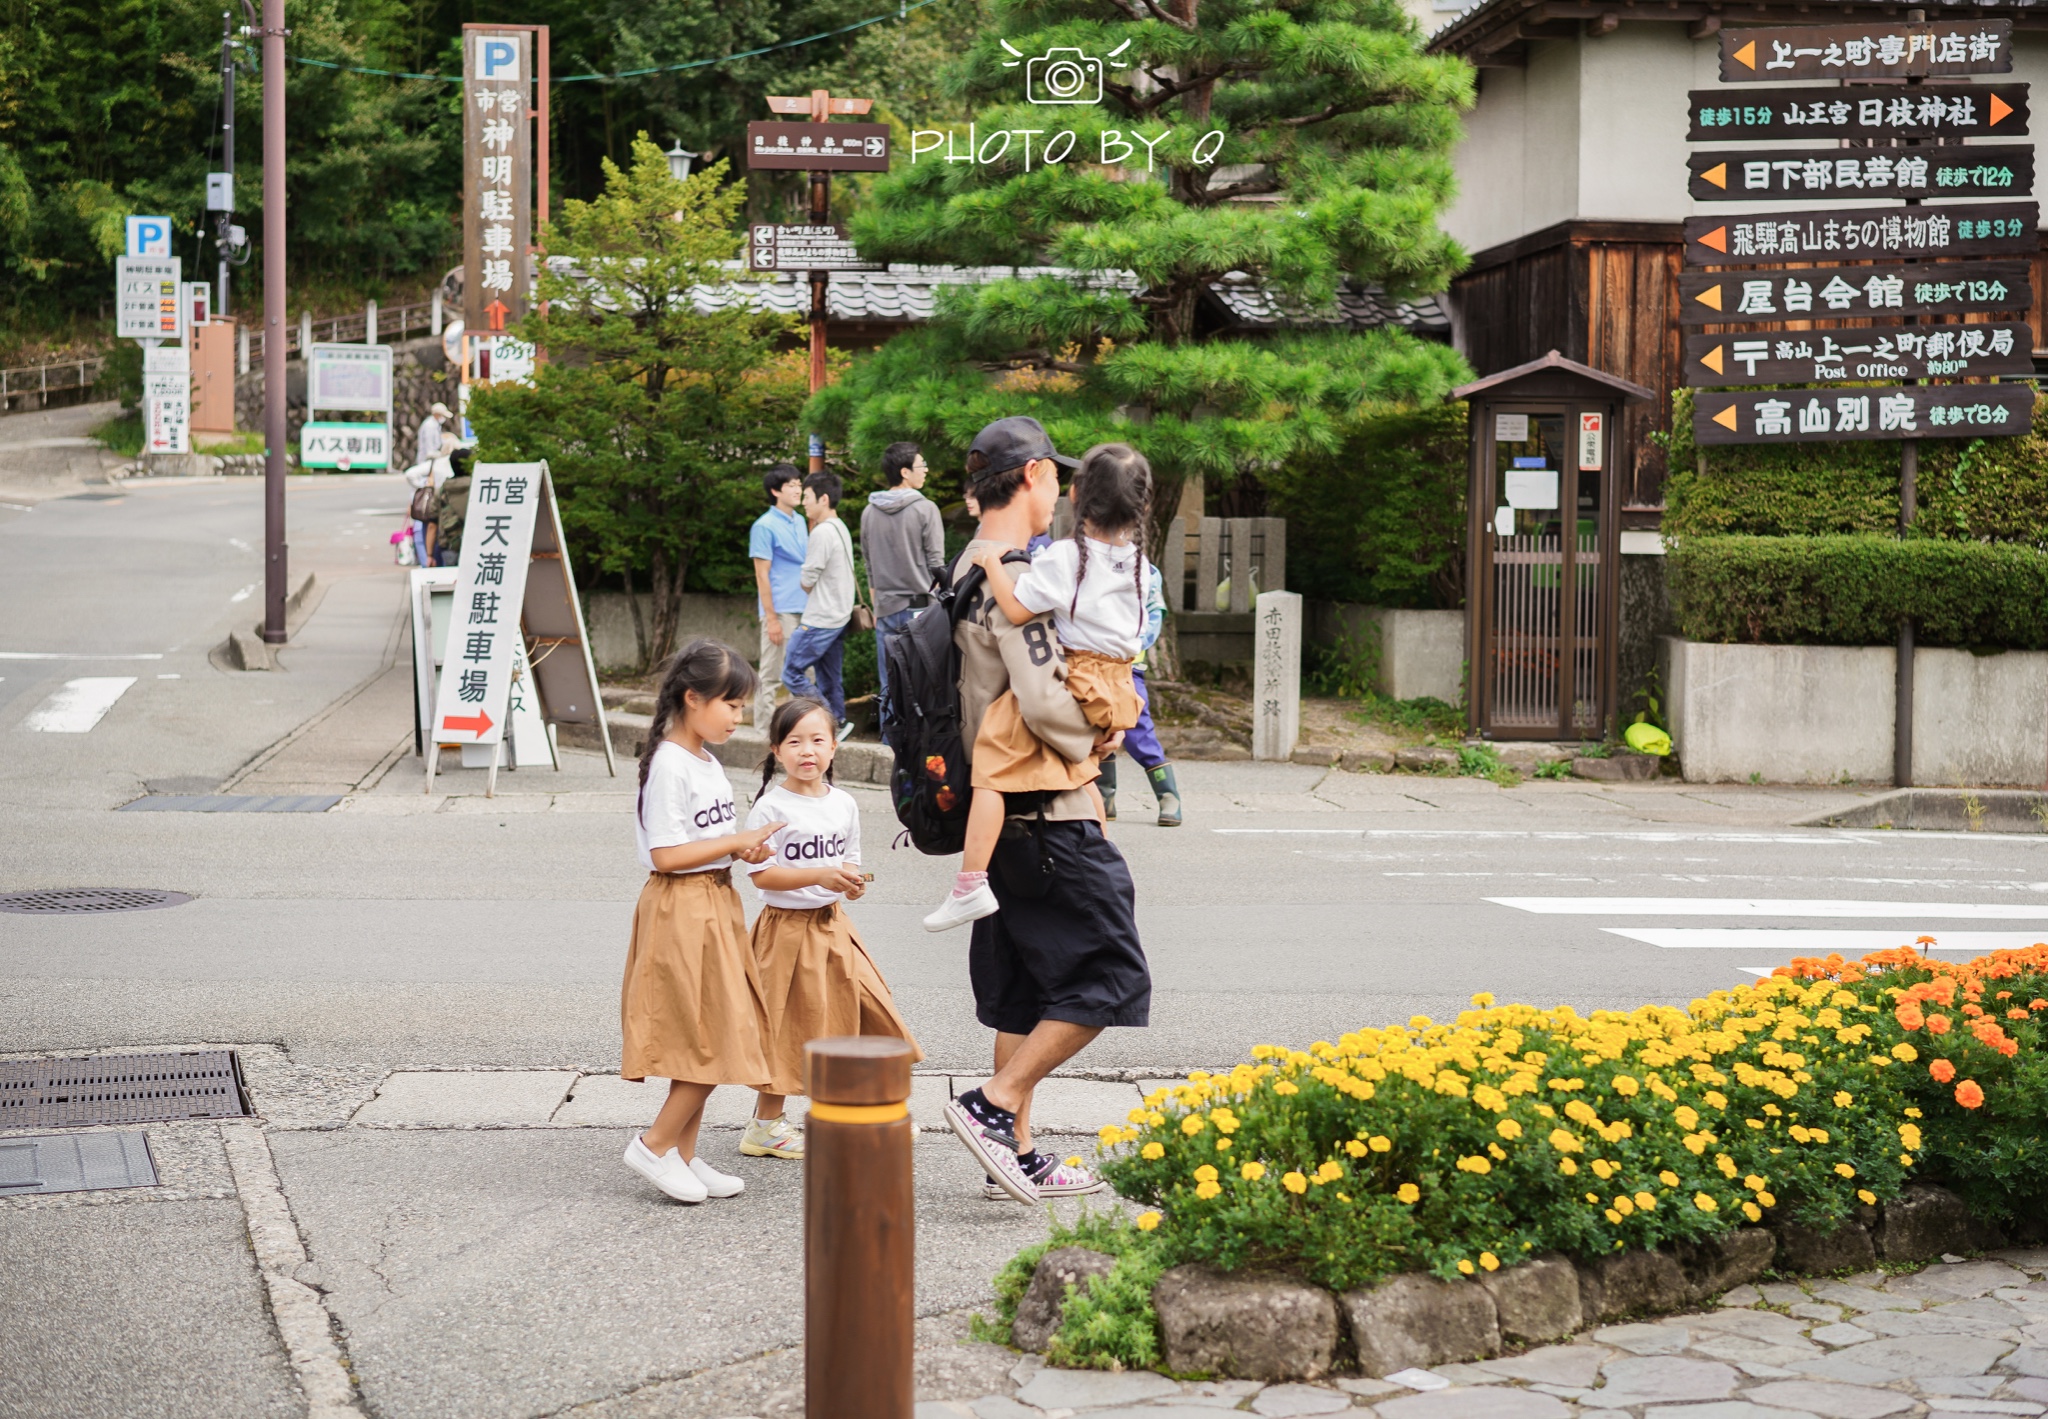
{"left": 749, "top": 463, "right": 808, "bottom": 727}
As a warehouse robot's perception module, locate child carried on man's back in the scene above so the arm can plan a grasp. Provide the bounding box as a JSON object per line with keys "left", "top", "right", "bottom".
{"left": 924, "top": 443, "right": 1154, "bottom": 932}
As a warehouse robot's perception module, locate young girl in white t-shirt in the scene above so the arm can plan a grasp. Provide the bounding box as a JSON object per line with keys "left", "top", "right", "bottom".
{"left": 925, "top": 443, "right": 1155, "bottom": 931}
{"left": 739, "top": 698, "right": 922, "bottom": 1159}
{"left": 621, "top": 639, "right": 785, "bottom": 1205}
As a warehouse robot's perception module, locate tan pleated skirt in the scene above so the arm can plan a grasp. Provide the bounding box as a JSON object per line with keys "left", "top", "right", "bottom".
{"left": 751, "top": 901, "right": 923, "bottom": 1097}
{"left": 620, "top": 869, "right": 772, "bottom": 1087}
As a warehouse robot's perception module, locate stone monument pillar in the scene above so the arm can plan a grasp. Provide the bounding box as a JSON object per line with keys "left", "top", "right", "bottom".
{"left": 1252, "top": 590, "right": 1302, "bottom": 761}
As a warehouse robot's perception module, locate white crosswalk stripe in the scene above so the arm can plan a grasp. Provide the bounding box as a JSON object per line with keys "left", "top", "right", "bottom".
{"left": 1600, "top": 927, "right": 2047, "bottom": 953}
{"left": 21, "top": 676, "right": 137, "bottom": 733}
{"left": 1488, "top": 895, "right": 2048, "bottom": 919}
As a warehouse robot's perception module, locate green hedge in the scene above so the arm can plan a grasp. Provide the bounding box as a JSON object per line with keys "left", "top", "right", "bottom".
{"left": 1669, "top": 533, "right": 2048, "bottom": 648}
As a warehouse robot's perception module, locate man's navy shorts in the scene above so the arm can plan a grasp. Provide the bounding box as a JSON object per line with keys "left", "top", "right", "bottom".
{"left": 970, "top": 817, "right": 1151, "bottom": 1035}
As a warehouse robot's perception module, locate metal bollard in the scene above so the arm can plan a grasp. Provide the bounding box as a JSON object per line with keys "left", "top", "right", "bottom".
{"left": 805, "top": 1036, "right": 914, "bottom": 1419}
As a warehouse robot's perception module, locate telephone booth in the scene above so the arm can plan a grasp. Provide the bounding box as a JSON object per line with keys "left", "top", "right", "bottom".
{"left": 1454, "top": 351, "right": 1651, "bottom": 742}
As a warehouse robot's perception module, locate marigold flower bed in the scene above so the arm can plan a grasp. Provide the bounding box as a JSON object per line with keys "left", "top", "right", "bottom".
{"left": 1094, "top": 944, "right": 2048, "bottom": 1295}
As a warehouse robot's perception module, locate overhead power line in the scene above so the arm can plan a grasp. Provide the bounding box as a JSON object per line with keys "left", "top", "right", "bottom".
{"left": 286, "top": 0, "right": 950, "bottom": 86}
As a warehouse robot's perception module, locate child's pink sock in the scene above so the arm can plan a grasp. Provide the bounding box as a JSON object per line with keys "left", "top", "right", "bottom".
{"left": 952, "top": 870, "right": 988, "bottom": 898}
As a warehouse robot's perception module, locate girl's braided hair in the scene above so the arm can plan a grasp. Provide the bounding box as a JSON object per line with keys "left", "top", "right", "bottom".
{"left": 635, "top": 638, "right": 758, "bottom": 826}
{"left": 1068, "top": 442, "right": 1153, "bottom": 632}
{"left": 756, "top": 697, "right": 836, "bottom": 802}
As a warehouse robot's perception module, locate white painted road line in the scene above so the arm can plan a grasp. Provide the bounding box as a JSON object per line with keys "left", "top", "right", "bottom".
{"left": 1218, "top": 829, "right": 1873, "bottom": 845}
{"left": 0, "top": 651, "right": 165, "bottom": 661}
{"left": 230, "top": 583, "right": 256, "bottom": 603}
{"left": 1491, "top": 896, "right": 2048, "bottom": 919}
{"left": 21, "top": 677, "right": 137, "bottom": 733}
{"left": 1607, "top": 927, "right": 2047, "bottom": 953}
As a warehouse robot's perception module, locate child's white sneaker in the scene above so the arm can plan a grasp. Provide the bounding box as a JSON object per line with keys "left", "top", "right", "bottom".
{"left": 740, "top": 1115, "right": 805, "bottom": 1159}
{"left": 924, "top": 880, "right": 998, "bottom": 932}
{"left": 688, "top": 1156, "right": 746, "bottom": 1198}
{"left": 624, "top": 1134, "right": 707, "bottom": 1203}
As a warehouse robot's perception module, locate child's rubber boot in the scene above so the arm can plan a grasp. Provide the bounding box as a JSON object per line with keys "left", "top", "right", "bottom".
{"left": 1148, "top": 763, "right": 1183, "bottom": 827}
{"left": 1098, "top": 754, "right": 1117, "bottom": 820}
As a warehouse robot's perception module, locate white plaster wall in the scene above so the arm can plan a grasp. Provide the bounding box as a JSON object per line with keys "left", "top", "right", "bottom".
{"left": 1911, "top": 648, "right": 2048, "bottom": 787}
{"left": 1443, "top": 39, "right": 1582, "bottom": 255}
{"left": 1576, "top": 25, "right": 1704, "bottom": 223}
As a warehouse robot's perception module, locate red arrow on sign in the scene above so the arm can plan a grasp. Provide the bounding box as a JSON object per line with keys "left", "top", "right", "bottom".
{"left": 442, "top": 709, "right": 494, "bottom": 735}
{"left": 484, "top": 300, "right": 509, "bottom": 332}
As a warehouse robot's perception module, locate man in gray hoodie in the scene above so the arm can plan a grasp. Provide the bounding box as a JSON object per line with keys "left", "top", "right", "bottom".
{"left": 859, "top": 441, "right": 946, "bottom": 738}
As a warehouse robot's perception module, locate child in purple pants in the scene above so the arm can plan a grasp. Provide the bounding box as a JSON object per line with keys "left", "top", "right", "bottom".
{"left": 1099, "top": 564, "right": 1182, "bottom": 827}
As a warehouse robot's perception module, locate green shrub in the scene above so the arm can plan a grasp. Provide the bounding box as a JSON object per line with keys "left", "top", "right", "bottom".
{"left": 1668, "top": 534, "right": 2048, "bottom": 648}
{"left": 976, "top": 1211, "right": 1168, "bottom": 1371}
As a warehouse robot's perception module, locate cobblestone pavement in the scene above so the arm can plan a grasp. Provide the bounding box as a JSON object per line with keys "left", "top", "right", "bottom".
{"left": 912, "top": 1249, "right": 2048, "bottom": 1419}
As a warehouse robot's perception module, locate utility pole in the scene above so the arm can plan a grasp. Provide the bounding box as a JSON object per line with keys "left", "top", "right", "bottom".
{"left": 1895, "top": 6, "right": 1927, "bottom": 787}
{"left": 260, "top": 0, "right": 288, "bottom": 644}
{"left": 217, "top": 11, "right": 235, "bottom": 317}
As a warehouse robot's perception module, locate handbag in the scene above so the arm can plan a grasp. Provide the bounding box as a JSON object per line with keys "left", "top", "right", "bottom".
{"left": 844, "top": 523, "right": 876, "bottom": 631}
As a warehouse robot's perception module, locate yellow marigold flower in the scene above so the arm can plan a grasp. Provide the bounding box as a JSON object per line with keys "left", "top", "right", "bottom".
{"left": 1141, "top": 1142, "right": 1165, "bottom": 1161}
{"left": 1604, "top": 1208, "right": 1624, "bottom": 1224}
{"left": 1900, "top": 1153, "right": 1914, "bottom": 1167}
{"left": 1457, "top": 1155, "right": 1493, "bottom": 1175}
{"left": 1742, "top": 1201, "right": 1762, "bottom": 1222}
{"left": 1704, "top": 1090, "right": 1729, "bottom": 1110}
{"left": 1496, "top": 1119, "right": 1523, "bottom": 1142}
{"left": 1457, "top": 1259, "right": 1476, "bottom": 1275}
{"left": 1789, "top": 1125, "right": 1811, "bottom": 1143}
{"left": 1833, "top": 1091, "right": 1853, "bottom": 1107}
{"left": 1683, "top": 1133, "right": 1710, "bottom": 1155}
{"left": 1212, "top": 1112, "right": 1239, "bottom": 1135}
{"left": 1810, "top": 1128, "right": 1830, "bottom": 1144}
{"left": 1216, "top": 1137, "right": 1233, "bottom": 1151}
{"left": 1905, "top": 1107, "right": 1922, "bottom": 1119}
{"left": 1613, "top": 1195, "right": 1636, "bottom": 1216}
{"left": 1857, "top": 1188, "right": 1877, "bottom": 1205}
{"left": 1659, "top": 1170, "right": 1680, "bottom": 1188}
{"left": 1835, "top": 1163, "right": 1856, "bottom": 1178}
{"left": 1480, "top": 1251, "right": 1501, "bottom": 1271}
{"left": 1586, "top": 1191, "right": 1602, "bottom": 1204}
{"left": 1315, "top": 1161, "right": 1344, "bottom": 1184}
{"left": 1182, "top": 1115, "right": 1206, "bottom": 1136}
{"left": 1195, "top": 1179, "right": 1221, "bottom": 1200}
{"left": 1409, "top": 1015, "right": 1433, "bottom": 1030}
{"left": 1272, "top": 1081, "right": 1299, "bottom": 1096}
{"left": 1637, "top": 1191, "right": 1660, "bottom": 1211}
{"left": 1241, "top": 1162, "right": 1266, "bottom": 1182}
{"left": 1743, "top": 1174, "right": 1766, "bottom": 1192}
{"left": 1757, "top": 1190, "right": 1776, "bottom": 1207}
{"left": 1147, "top": 1111, "right": 1165, "bottom": 1127}
{"left": 1487, "top": 1143, "right": 1507, "bottom": 1161}
{"left": 1559, "top": 1158, "right": 1579, "bottom": 1176}
{"left": 1283, "top": 1171, "right": 1308, "bottom": 1194}
{"left": 1127, "top": 1107, "right": 1148, "bottom": 1124}
{"left": 1893, "top": 1043, "right": 1918, "bottom": 1062}
{"left": 1396, "top": 1183, "right": 1420, "bottom": 1204}
{"left": 1136, "top": 1211, "right": 1161, "bottom": 1231}
{"left": 1695, "top": 1192, "right": 1719, "bottom": 1213}
{"left": 1550, "top": 1128, "right": 1584, "bottom": 1154}
{"left": 1369, "top": 1136, "right": 1392, "bottom": 1153}
{"left": 1590, "top": 1159, "right": 1615, "bottom": 1180}
{"left": 1899, "top": 1123, "right": 1923, "bottom": 1150}
{"left": 1342, "top": 1139, "right": 1366, "bottom": 1158}
{"left": 1193, "top": 1164, "right": 1219, "bottom": 1183}
{"left": 1673, "top": 1105, "right": 1701, "bottom": 1130}
{"left": 1099, "top": 1125, "right": 1122, "bottom": 1146}
{"left": 1613, "top": 1075, "right": 1640, "bottom": 1096}
{"left": 1745, "top": 1118, "right": 1766, "bottom": 1130}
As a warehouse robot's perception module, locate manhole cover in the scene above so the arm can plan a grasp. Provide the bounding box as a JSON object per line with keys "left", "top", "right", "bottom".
{"left": 0, "top": 888, "right": 192, "bottom": 915}
{"left": 0, "top": 1132, "right": 158, "bottom": 1195}
{"left": 0, "top": 1051, "right": 250, "bottom": 1128}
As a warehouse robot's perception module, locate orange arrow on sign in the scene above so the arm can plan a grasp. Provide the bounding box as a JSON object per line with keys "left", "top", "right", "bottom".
{"left": 1700, "top": 345, "right": 1726, "bottom": 375}
{"left": 1701, "top": 163, "right": 1727, "bottom": 189}
{"left": 1694, "top": 284, "right": 1723, "bottom": 310}
{"left": 1712, "top": 404, "right": 1740, "bottom": 432}
{"left": 1990, "top": 93, "right": 2014, "bottom": 126}
{"left": 1733, "top": 39, "right": 1756, "bottom": 69}
{"left": 1697, "top": 226, "right": 1728, "bottom": 253}
{"left": 484, "top": 300, "right": 509, "bottom": 332}
{"left": 442, "top": 709, "right": 495, "bottom": 735}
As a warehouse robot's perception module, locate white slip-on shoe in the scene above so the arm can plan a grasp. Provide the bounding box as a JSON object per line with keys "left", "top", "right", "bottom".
{"left": 923, "top": 881, "right": 999, "bottom": 932}
{"left": 944, "top": 1099, "right": 1038, "bottom": 1204}
{"left": 687, "top": 1156, "right": 746, "bottom": 1198}
{"left": 624, "top": 1134, "right": 708, "bottom": 1203}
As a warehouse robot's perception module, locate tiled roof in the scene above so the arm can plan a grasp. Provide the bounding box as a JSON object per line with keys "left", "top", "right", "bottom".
{"left": 545, "top": 258, "right": 1448, "bottom": 335}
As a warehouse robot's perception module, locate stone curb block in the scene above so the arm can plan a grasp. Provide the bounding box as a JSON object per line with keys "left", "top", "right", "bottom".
{"left": 1153, "top": 1265, "right": 1339, "bottom": 1381}
{"left": 1012, "top": 1248, "right": 1118, "bottom": 1354}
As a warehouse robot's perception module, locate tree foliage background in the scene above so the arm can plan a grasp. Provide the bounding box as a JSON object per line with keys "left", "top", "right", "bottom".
{"left": 808, "top": 0, "right": 1476, "bottom": 575}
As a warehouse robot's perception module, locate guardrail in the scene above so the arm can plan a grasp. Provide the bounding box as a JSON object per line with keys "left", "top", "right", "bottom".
{"left": 0, "top": 357, "right": 106, "bottom": 413}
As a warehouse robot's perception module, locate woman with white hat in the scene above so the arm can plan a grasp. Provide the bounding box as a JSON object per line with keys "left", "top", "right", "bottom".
{"left": 405, "top": 402, "right": 457, "bottom": 568}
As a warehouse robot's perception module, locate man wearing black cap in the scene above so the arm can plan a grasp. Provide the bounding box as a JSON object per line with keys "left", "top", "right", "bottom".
{"left": 939, "top": 416, "right": 1152, "bottom": 1205}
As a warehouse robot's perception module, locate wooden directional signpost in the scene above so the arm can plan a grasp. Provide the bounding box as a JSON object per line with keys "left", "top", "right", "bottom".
{"left": 1686, "top": 14, "right": 2035, "bottom": 788}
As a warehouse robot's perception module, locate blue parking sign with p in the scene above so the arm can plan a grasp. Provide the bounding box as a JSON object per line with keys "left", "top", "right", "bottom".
{"left": 126, "top": 216, "right": 171, "bottom": 258}
{"left": 479, "top": 37, "right": 520, "bottom": 79}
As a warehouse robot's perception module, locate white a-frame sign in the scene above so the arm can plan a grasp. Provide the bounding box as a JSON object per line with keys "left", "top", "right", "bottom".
{"left": 424, "top": 461, "right": 613, "bottom": 795}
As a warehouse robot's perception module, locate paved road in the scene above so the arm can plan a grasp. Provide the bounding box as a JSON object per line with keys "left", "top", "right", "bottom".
{"left": 7, "top": 477, "right": 2048, "bottom": 1419}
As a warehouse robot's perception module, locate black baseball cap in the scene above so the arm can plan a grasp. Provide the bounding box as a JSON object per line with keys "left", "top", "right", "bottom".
{"left": 966, "top": 416, "right": 1080, "bottom": 482}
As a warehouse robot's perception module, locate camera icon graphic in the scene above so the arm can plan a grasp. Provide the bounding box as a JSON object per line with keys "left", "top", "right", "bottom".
{"left": 1002, "top": 38, "right": 1131, "bottom": 105}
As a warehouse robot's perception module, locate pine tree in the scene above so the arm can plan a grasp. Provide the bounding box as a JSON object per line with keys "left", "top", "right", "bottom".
{"left": 809, "top": 0, "right": 1476, "bottom": 543}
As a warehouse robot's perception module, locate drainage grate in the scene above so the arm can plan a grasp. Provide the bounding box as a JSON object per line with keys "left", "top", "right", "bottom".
{"left": 0, "top": 1132, "right": 158, "bottom": 1195}
{"left": 0, "top": 888, "right": 192, "bottom": 915}
{"left": 0, "top": 1051, "right": 250, "bottom": 1128}
{"left": 119, "top": 794, "right": 341, "bottom": 813}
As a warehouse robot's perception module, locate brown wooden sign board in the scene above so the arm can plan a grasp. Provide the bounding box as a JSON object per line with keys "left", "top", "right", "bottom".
{"left": 1694, "top": 384, "right": 2033, "bottom": 445}
{"left": 1684, "top": 323, "right": 2034, "bottom": 388}
{"left": 462, "top": 30, "right": 533, "bottom": 333}
{"left": 1687, "top": 84, "right": 2028, "bottom": 141}
{"left": 1679, "top": 263, "right": 2033, "bottom": 325}
{"left": 747, "top": 223, "right": 885, "bottom": 272}
{"left": 744, "top": 122, "right": 890, "bottom": 171}
{"left": 1719, "top": 21, "right": 2013, "bottom": 82}
{"left": 1687, "top": 147, "right": 2031, "bottom": 203}
{"left": 1682, "top": 202, "right": 2038, "bottom": 266}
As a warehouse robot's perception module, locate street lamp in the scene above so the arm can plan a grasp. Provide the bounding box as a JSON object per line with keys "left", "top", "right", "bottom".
{"left": 665, "top": 140, "right": 700, "bottom": 182}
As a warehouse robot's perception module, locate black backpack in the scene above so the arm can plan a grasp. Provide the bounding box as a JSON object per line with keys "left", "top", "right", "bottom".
{"left": 881, "top": 552, "right": 1028, "bottom": 854}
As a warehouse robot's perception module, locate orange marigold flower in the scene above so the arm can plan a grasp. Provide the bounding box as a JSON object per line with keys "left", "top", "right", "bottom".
{"left": 1955, "top": 1079, "right": 1985, "bottom": 1109}
{"left": 1925, "top": 1014, "right": 1951, "bottom": 1035}
{"left": 1894, "top": 1002, "right": 1925, "bottom": 1031}
{"left": 1929, "top": 1059, "right": 1956, "bottom": 1084}
{"left": 1961, "top": 1003, "right": 1984, "bottom": 1018}
{"left": 2009, "top": 1009, "right": 2030, "bottom": 1021}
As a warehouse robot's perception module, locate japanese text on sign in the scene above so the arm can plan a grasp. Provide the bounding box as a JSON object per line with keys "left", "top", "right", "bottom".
{"left": 744, "top": 122, "right": 891, "bottom": 171}
{"left": 1684, "top": 203, "right": 2039, "bottom": 266}
{"left": 1719, "top": 21, "right": 2012, "bottom": 81}
{"left": 1687, "top": 147, "right": 2032, "bottom": 202}
{"left": 1694, "top": 385, "right": 2035, "bottom": 445}
{"left": 463, "top": 30, "right": 532, "bottom": 334}
{"left": 1680, "top": 263, "right": 2032, "bottom": 325}
{"left": 298, "top": 422, "right": 391, "bottom": 470}
{"left": 1686, "top": 323, "right": 2031, "bottom": 387}
{"left": 747, "top": 224, "right": 885, "bottom": 272}
{"left": 115, "top": 257, "right": 183, "bottom": 341}
{"left": 1687, "top": 84, "right": 2028, "bottom": 140}
{"left": 430, "top": 463, "right": 544, "bottom": 745}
